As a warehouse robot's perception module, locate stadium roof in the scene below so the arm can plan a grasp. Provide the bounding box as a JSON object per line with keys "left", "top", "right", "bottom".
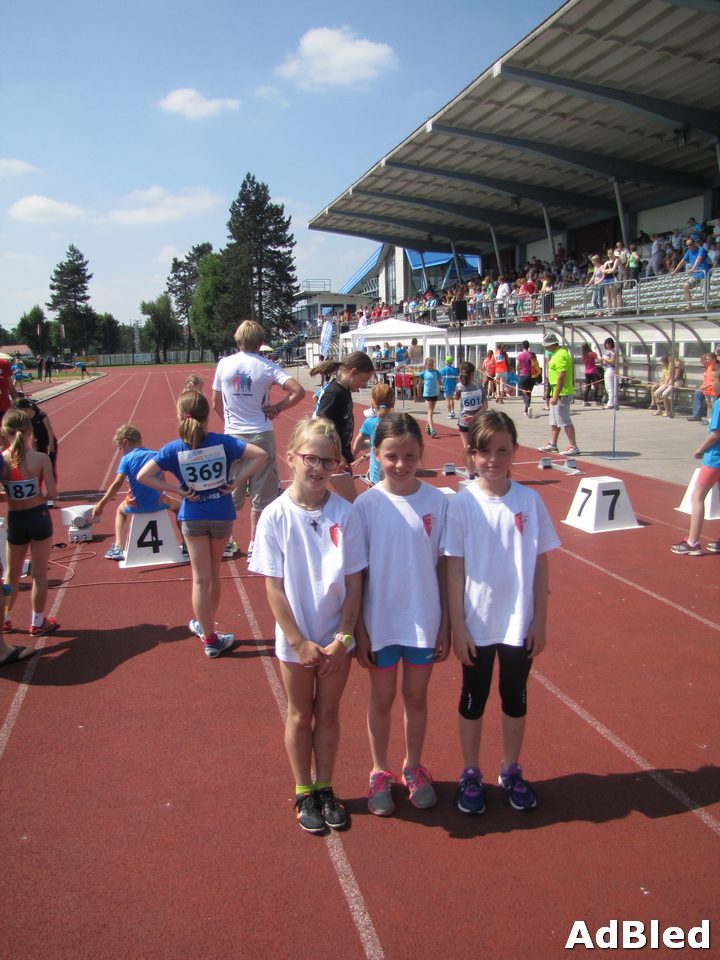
{"left": 309, "top": 0, "right": 720, "bottom": 261}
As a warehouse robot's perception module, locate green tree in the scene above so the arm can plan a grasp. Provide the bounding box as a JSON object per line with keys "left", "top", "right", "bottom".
{"left": 190, "top": 252, "right": 234, "bottom": 357}
{"left": 94, "top": 312, "right": 121, "bottom": 354}
{"left": 167, "top": 242, "right": 213, "bottom": 361}
{"left": 140, "top": 293, "right": 181, "bottom": 363}
{"left": 226, "top": 173, "right": 298, "bottom": 341}
{"left": 14, "top": 305, "right": 49, "bottom": 354}
{"left": 46, "top": 244, "right": 94, "bottom": 354}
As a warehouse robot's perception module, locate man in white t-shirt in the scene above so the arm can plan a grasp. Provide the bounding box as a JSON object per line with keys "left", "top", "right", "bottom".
{"left": 212, "top": 320, "right": 304, "bottom": 557}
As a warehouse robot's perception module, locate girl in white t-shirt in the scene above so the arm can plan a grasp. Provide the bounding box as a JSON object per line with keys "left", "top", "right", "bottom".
{"left": 345, "top": 413, "right": 449, "bottom": 817}
{"left": 444, "top": 410, "right": 559, "bottom": 816}
{"left": 249, "top": 418, "right": 358, "bottom": 835}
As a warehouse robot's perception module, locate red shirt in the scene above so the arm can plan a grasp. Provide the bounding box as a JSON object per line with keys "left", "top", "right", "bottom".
{"left": 0, "top": 359, "right": 13, "bottom": 414}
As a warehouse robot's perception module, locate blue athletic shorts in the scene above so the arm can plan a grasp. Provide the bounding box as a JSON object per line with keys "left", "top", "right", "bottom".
{"left": 373, "top": 644, "right": 435, "bottom": 669}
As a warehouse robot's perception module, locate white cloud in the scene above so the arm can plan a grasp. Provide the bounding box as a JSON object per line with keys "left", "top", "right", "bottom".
{"left": 277, "top": 27, "right": 396, "bottom": 90}
{"left": 0, "top": 159, "right": 39, "bottom": 177}
{"left": 253, "top": 85, "right": 290, "bottom": 108}
{"left": 9, "top": 195, "right": 84, "bottom": 224}
{"left": 109, "top": 186, "right": 222, "bottom": 225}
{"left": 157, "top": 245, "right": 182, "bottom": 265}
{"left": 158, "top": 87, "right": 240, "bottom": 119}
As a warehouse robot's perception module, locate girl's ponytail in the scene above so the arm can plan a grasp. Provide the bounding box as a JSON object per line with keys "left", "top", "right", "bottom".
{"left": 177, "top": 390, "right": 209, "bottom": 450}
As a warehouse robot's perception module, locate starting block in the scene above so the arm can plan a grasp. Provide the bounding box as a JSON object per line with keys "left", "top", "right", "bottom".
{"left": 563, "top": 476, "right": 640, "bottom": 533}
{"left": 119, "top": 509, "right": 185, "bottom": 569}
{"left": 675, "top": 468, "right": 720, "bottom": 520}
{"left": 539, "top": 457, "right": 582, "bottom": 476}
{"left": 60, "top": 505, "right": 95, "bottom": 543}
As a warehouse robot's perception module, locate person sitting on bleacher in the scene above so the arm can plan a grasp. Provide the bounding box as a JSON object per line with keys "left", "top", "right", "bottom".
{"left": 671, "top": 237, "right": 712, "bottom": 311}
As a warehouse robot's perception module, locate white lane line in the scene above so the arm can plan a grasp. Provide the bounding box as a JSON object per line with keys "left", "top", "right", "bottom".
{"left": 1, "top": 377, "right": 152, "bottom": 762}
{"left": 231, "top": 568, "right": 385, "bottom": 960}
{"left": 0, "top": 544, "right": 83, "bottom": 761}
{"left": 57, "top": 375, "right": 137, "bottom": 443}
{"left": 559, "top": 547, "right": 720, "bottom": 633}
{"left": 532, "top": 670, "right": 720, "bottom": 837}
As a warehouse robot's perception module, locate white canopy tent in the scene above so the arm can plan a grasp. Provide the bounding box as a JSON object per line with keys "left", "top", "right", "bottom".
{"left": 340, "top": 317, "right": 449, "bottom": 356}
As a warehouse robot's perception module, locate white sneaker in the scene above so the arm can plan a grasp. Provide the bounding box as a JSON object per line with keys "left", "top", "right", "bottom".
{"left": 246, "top": 540, "right": 254, "bottom": 561}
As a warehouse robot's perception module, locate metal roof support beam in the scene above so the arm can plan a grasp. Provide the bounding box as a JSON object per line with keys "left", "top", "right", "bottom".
{"left": 449, "top": 241, "right": 464, "bottom": 288}
{"left": 489, "top": 226, "right": 503, "bottom": 274}
{"left": 352, "top": 188, "right": 550, "bottom": 230}
{"left": 499, "top": 66, "right": 720, "bottom": 139}
{"left": 383, "top": 160, "right": 615, "bottom": 212}
{"left": 419, "top": 251, "right": 429, "bottom": 291}
{"left": 541, "top": 206, "right": 554, "bottom": 263}
{"left": 429, "top": 123, "right": 711, "bottom": 189}
{"left": 612, "top": 181, "right": 629, "bottom": 249}
{"left": 330, "top": 207, "right": 516, "bottom": 248}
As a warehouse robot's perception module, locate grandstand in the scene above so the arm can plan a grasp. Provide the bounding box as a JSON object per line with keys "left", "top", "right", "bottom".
{"left": 307, "top": 0, "right": 720, "bottom": 405}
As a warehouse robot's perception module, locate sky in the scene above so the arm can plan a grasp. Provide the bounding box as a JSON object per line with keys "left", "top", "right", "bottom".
{"left": 0, "top": 0, "right": 561, "bottom": 332}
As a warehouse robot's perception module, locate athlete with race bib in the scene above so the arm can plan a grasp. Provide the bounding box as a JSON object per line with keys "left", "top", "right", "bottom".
{"left": 454, "top": 362, "right": 487, "bottom": 479}
{"left": 137, "top": 390, "right": 267, "bottom": 659}
{"left": 1, "top": 408, "right": 59, "bottom": 642}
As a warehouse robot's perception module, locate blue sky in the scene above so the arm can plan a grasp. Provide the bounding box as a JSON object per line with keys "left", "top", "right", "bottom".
{"left": 0, "top": 0, "right": 560, "bottom": 332}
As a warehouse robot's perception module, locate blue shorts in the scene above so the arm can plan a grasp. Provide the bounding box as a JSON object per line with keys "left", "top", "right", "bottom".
{"left": 373, "top": 644, "right": 435, "bottom": 669}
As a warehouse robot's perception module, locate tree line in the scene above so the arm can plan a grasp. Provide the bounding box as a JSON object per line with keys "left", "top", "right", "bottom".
{"left": 5, "top": 174, "right": 298, "bottom": 361}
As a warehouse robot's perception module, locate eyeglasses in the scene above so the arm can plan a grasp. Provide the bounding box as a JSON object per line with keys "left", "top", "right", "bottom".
{"left": 294, "top": 452, "right": 341, "bottom": 471}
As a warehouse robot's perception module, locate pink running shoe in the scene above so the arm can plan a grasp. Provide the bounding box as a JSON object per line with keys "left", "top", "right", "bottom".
{"left": 401, "top": 765, "right": 437, "bottom": 809}
{"left": 368, "top": 770, "right": 397, "bottom": 816}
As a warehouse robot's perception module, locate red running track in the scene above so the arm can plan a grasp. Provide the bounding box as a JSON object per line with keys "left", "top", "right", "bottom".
{"left": 1, "top": 366, "right": 718, "bottom": 960}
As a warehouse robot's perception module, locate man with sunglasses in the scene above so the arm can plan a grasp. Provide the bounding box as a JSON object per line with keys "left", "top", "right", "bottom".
{"left": 672, "top": 237, "right": 712, "bottom": 310}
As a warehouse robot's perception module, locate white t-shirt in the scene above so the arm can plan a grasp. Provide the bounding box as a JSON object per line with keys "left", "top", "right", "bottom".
{"left": 442, "top": 481, "right": 560, "bottom": 647}
{"left": 249, "top": 490, "right": 353, "bottom": 663}
{"left": 344, "top": 482, "right": 448, "bottom": 651}
{"left": 213, "top": 351, "right": 291, "bottom": 434}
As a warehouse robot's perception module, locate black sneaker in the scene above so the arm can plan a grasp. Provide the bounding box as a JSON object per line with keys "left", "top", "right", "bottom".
{"left": 295, "top": 792, "right": 325, "bottom": 834}
{"left": 316, "top": 788, "right": 348, "bottom": 830}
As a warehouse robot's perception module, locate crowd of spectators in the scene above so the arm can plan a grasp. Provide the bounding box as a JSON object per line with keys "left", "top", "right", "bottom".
{"left": 388, "top": 217, "right": 719, "bottom": 325}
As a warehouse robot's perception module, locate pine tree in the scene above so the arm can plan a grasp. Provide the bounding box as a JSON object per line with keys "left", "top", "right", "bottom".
{"left": 46, "top": 244, "right": 94, "bottom": 354}
{"left": 167, "top": 242, "right": 213, "bottom": 361}
{"left": 226, "top": 174, "right": 298, "bottom": 342}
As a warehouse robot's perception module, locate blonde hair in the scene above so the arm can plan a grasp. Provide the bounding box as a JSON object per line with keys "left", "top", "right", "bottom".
{"left": 2, "top": 408, "right": 33, "bottom": 469}
{"left": 287, "top": 416, "right": 342, "bottom": 460}
{"left": 234, "top": 320, "right": 265, "bottom": 353}
{"left": 183, "top": 374, "right": 204, "bottom": 392}
{"left": 177, "top": 390, "right": 209, "bottom": 449}
{"left": 113, "top": 424, "right": 142, "bottom": 446}
{"left": 370, "top": 383, "right": 395, "bottom": 418}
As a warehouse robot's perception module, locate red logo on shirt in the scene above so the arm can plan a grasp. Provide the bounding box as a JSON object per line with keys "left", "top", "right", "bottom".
{"left": 329, "top": 523, "right": 341, "bottom": 547}
{"left": 422, "top": 513, "right": 433, "bottom": 536}
{"left": 514, "top": 512, "right": 527, "bottom": 534}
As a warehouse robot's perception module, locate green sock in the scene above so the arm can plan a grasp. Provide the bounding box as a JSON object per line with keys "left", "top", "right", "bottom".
{"left": 313, "top": 781, "right": 332, "bottom": 791}
{"left": 295, "top": 784, "right": 314, "bottom": 796}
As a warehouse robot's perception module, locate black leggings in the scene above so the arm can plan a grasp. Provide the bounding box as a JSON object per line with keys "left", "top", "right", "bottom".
{"left": 459, "top": 643, "right": 533, "bottom": 720}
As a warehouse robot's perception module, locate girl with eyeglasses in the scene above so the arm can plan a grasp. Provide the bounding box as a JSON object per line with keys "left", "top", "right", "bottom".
{"left": 250, "top": 417, "right": 359, "bottom": 834}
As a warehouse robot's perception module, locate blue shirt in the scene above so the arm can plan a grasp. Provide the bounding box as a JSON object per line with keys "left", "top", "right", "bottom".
{"left": 703, "top": 397, "right": 720, "bottom": 468}
{"left": 440, "top": 364, "right": 459, "bottom": 396}
{"left": 154, "top": 432, "right": 247, "bottom": 521}
{"left": 682, "top": 245, "right": 711, "bottom": 279}
{"left": 118, "top": 447, "right": 165, "bottom": 513}
{"left": 418, "top": 368, "right": 442, "bottom": 398}
{"left": 359, "top": 416, "right": 381, "bottom": 484}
